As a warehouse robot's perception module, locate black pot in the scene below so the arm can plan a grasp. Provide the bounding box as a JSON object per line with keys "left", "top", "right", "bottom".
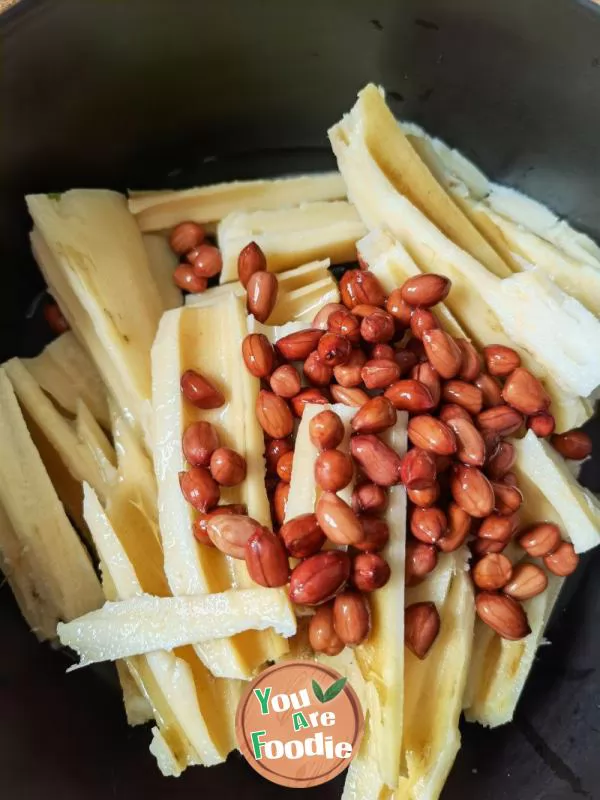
{"left": 2, "top": 1, "right": 600, "bottom": 798}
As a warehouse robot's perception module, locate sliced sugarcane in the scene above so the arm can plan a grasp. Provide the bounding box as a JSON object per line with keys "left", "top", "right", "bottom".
{"left": 152, "top": 295, "right": 291, "bottom": 679}
{"left": 27, "top": 190, "right": 166, "bottom": 446}
{"left": 75, "top": 399, "right": 119, "bottom": 487}
{"left": 350, "top": 84, "right": 515, "bottom": 277}
{"left": 4, "top": 357, "right": 113, "bottom": 504}
{"left": 59, "top": 588, "right": 297, "bottom": 667}
{"left": 142, "top": 232, "right": 183, "bottom": 310}
{"left": 217, "top": 200, "right": 365, "bottom": 282}
{"left": 115, "top": 661, "right": 154, "bottom": 727}
{"left": 187, "top": 258, "right": 339, "bottom": 325}
{"left": 0, "top": 368, "right": 103, "bottom": 626}
{"left": 487, "top": 184, "right": 600, "bottom": 269}
{"left": 285, "top": 403, "right": 357, "bottom": 520}
{"left": 513, "top": 431, "right": 600, "bottom": 553}
{"left": 404, "top": 123, "right": 600, "bottom": 316}
{"left": 394, "top": 562, "right": 475, "bottom": 800}
{"left": 22, "top": 331, "right": 110, "bottom": 428}
{"left": 287, "top": 404, "right": 408, "bottom": 792}
{"left": 0, "top": 500, "right": 59, "bottom": 641}
{"left": 358, "top": 229, "right": 468, "bottom": 339}
{"left": 463, "top": 429, "right": 596, "bottom": 726}
{"left": 84, "top": 484, "right": 234, "bottom": 769}
{"left": 330, "top": 108, "right": 593, "bottom": 428}
{"left": 149, "top": 727, "right": 184, "bottom": 777}
{"left": 129, "top": 173, "right": 347, "bottom": 232}
{"left": 464, "top": 569, "right": 562, "bottom": 728}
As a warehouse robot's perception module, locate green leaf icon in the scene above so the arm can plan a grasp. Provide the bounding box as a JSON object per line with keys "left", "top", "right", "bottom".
{"left": 312, "top": 679, "right": 325, "bottom": 703}
{"left": 323, "top": 677, "right": 347, "bottom": 702}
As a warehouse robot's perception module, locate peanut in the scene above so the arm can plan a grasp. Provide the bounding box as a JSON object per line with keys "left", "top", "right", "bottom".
{"left": 401, "top": 274, "right": 451, "bottom": 307}
{"left": 408, "top": 415, "right": 457, "bottom": 456}
{"left": 474, "top": 373, "right": 503, "bottom": 408}
{"left": 475, "top": 592, "right": 531, "bottom": 640}
{"left": 351, "top": 396, "right": 396, "bottom": 434}
{"left": 255, "top": 390, "right": 294, "bottom": 439}
{"left": 439, "top": 403, "right": 472, "bottom": 424}
{"left": 288, "top": 551, "right": 351, "bottom": 605}
{"left": 242, "top": 333, "right": 275, "bottom": 378}
{"left": 193, "top": 504, "right": 247, "bottom": 545}
{"left": 309, "top": 409, "right": 345, "bottom": 451}
{"left": 317, "top": 332, "right": 352, "bottom": 366}
{"left": 477, "top": 405, "right": 523, "bottom": 437}
{"left": 330, "top": 385, "right": 369, "bottom": 407}
{"left": 527, "top": 412, "right": 556, "bottom": 438}
{"left": 333, "top": 591, "right": 371, "bottom": 645}
{"left": 316, "top": 492, "right": 364, "bottom": 546}
{"left": 350, "top": 434, "right": 403, "bottom": 486}
{"left": 385, "top": 379, "right": 435, "bottom": 412}
{"left": 280, "top": 513, "right": 326, "bottom": 558}
{"left": 446, "top": 416, "right": 486, "bottom": 467}
{"left": 361, "top": 309, "right": 395, "bottom": 343}
{"left": 352, "top": 483, "right": 388, "bottom": 516}
{"left": 352, "top": 552, "right": 391, "bottom": 592}
{"left": 478, "top": 514, "right": 513, "bottom": 545}
{"left": 394, "top": 349, "right": 419, "bottom": 376}
{"left": 314, "top": 450, "right": 354, "bottom": 493}
{"left": 273, "top": 480, "right": 290, "bottom": 526}
{"left": 209, "top": 447, "right": 247, "bottom": 486}
{"left": 264, "top": 438, "right": 293, "bottom": 475}
{"left": 491, "top": 481, "right": 523, "bottom": 515}
{"left": 179, "top": 467, "right": 220, "bottom": 512}
{"left": 180, "top": 369, "right": 225, "bottom": 409}
{"left": 187, "top": 244, "right": 222, "bottom": 278}
{"left": 312, "top": 303, "right": 348, "bottom": 330}
{"left": 405, "top": 602, "right": 441, "bottom": 659}
{"left": 405, "top": 540, "right": 438, "bottom": 586}
{"left": 410, "top": 506, "right": 447, "bottom": 544}
{"left": 543, "top": 541, "right": 579, "bottom": 576}
{"left": 182, "top": 421, "right": 219, "bottom": 467}
{"left": 303, "top": 352, "right": 333, "bottom": 386}
{"left": 352, "top": 516, "right": 390, "bottom": 552}
{"left": 386, "top": 288, "right": 413, "bottom": 327}
{"left": 290, "top": 388, "right": 329, "bottom": 417}
{"left": 270, "top": 364, "right": 302, "bottom": 397}
{"left": 333, "top": 348, "right": 367, "bottom": 387}
{"left": 371, "top": 343, "right": 396, "bottom": 361}
{"left": 517, "top": 522, "right": 561, "bottom": 558}
{"left": 456, "top": 338, "right": 482, "bottom": 382}
{"left": 276, "top": 450, "right": 294, "bottom": 482}
{"left": 504, "top": 563, "right": 548, "bottom": 601}
{"left": 237, "top": 241, "right": 267, "bottom": 287}
{"left": 169, "top": 221, "right": 205, "bottom": 254}
{"left": 450, "top": 465, "right": 495, "bottom": 518}
{"left": 399, "top": 447, "right": 437, "bottom": 490}
{"left": 438, "top": 502, "right": 472, "bottom": 552}
{"left": 276, "top": 328, "right": 324, "bottom": 360}
{"left": 206, "top": 513, "right": 262, "bottom": 558}
{"left": 245, "top": 528, "right": 290, "bottom": 587}
{"left": 422, "top": 329, "right": 462, "bottom": 379}
{"left": 340, "top": 269, "right": 385, "bottom": 309}
{"left": 550, "top": 429, "right": 593, "bottom": 461}
{"left": 502, "top": 367, "right": 550, "bottom": 415}
{"left": 308, "top": 603, "right": 344, "bottom": 656}
{"left": 483, "top": 344, "right": 521, "bottom": 377}
{"left": 173, "top": 265, "right": 208, "bottom": 293}
{"left": 442, "top": 380, "right": 483, "bottom": 415}
{"left": 411, "top": 362, "right": 441, "bottom": 406}
{"left": 410, "top": 308, "right": 440, "bottom": 340}
{"left": 361, "top": 358, "right": 401, "bottom": 390}
{"left": 327, "top": 309, "right": 361, "bottom": 343}
{"left": 247, "top": 270, "right": 278, "bottom": 323}
{"left": 472, "top": 553, "right": 513, "bottom": 590}
{"left": 407, "top": 482, "right": 440, "bottom": 508}
{"left": 486, "top": 440, "right": 516, "bottom": 480}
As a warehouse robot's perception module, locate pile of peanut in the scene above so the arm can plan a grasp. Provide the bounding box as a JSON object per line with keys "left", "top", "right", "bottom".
{"left": 171, "top": 225, "right": 592, "bottom": 660}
